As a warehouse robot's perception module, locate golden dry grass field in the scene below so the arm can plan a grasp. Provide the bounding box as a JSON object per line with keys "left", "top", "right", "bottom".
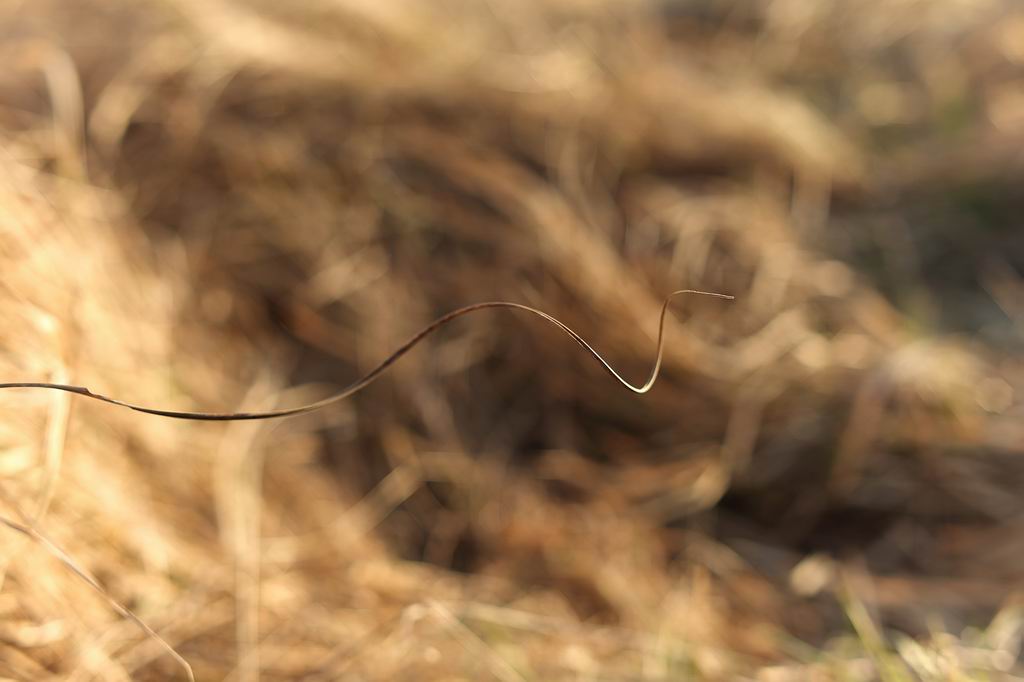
{"left": 1, "top": 0, "right": 1023, "bottom": 679}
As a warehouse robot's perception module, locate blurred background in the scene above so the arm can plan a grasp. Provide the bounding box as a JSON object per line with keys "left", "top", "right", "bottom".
{"left": 1, "top": 0, "right": 1023, "bottom": 679}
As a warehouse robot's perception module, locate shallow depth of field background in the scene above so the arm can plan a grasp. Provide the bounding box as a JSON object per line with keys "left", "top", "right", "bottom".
{"left": 1, "top": 0, "right": 1023, "bottom": 679}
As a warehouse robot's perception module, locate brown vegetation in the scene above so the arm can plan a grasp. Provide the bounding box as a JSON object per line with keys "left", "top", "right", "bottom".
{"left": 1, "top": 0, "right": 1022, "bottom": 679}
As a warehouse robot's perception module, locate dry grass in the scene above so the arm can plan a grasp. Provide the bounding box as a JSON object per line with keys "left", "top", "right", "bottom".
{"left": 1, "top": 0, "right": 1023, "bottom": 679}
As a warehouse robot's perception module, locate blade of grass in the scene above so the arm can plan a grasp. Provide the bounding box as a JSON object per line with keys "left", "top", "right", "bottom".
{"left": 0, "top": 486, "right": 195, "bottom": 682}
{"left": 0, "top": 290, "right": 732, "bottom": 421}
